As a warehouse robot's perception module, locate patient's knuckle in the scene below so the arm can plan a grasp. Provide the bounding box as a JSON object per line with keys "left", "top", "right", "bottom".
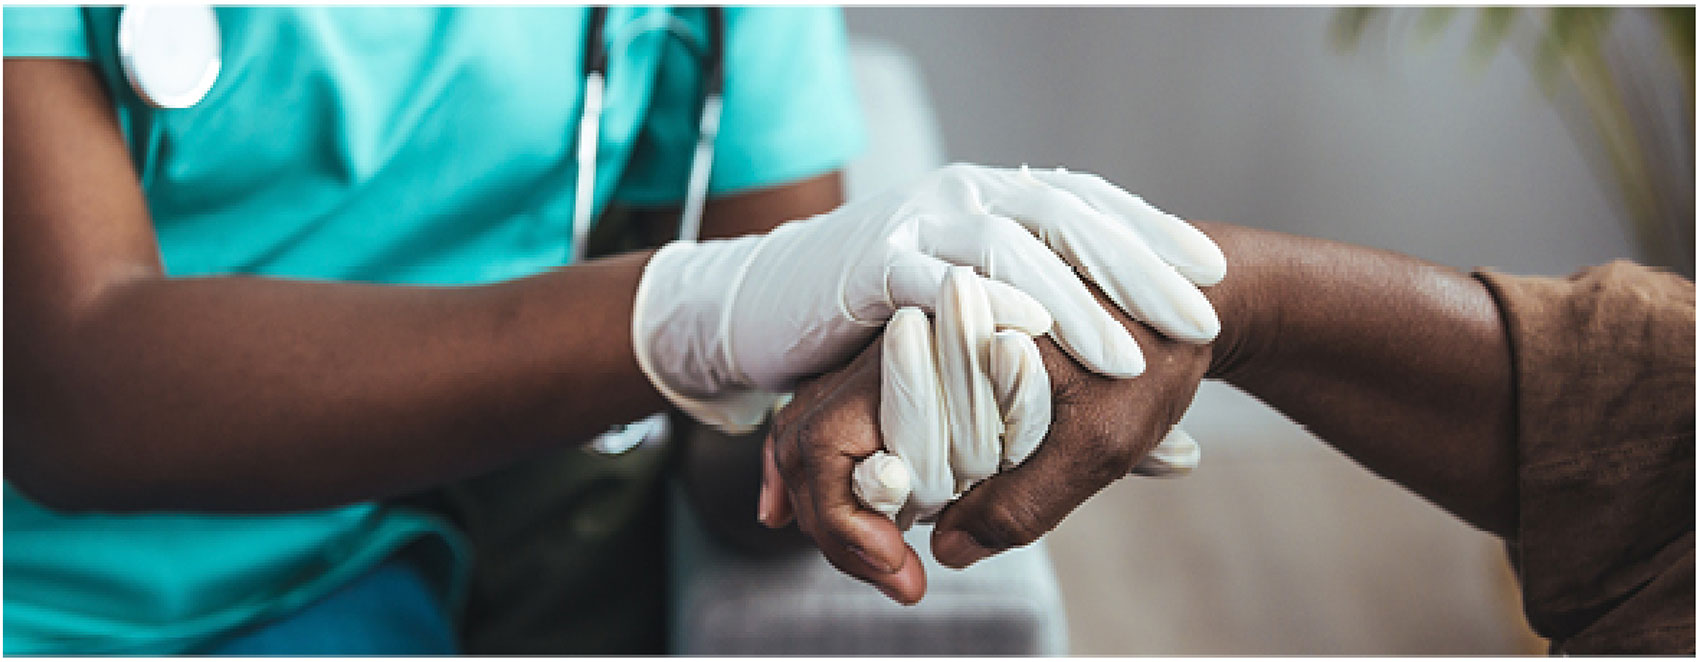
{"left": 772, "top": 398, "right": 805, "bottom": 433}
{"left": 1075, "top": 427, "right": 1139, "bottom": 484}
{"left": 773, "top": 427, "right": 812, "bottom": 482}
{"left": 978, "top": 495, "right": 1048, "bottom": 550}
{"left": 1106, "top": 430, "right": 1145, "bottom": 469}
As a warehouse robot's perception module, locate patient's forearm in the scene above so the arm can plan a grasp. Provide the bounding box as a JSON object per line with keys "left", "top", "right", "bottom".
{"left": 1196, "top": 221, "right": 1518, "bottom": 537}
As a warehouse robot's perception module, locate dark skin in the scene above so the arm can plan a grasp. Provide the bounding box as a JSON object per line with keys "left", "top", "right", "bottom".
{"left": 4, "top": 58, "right": 843, "bottom": 513}
{"left": 761, "top": 221, "right": 1517, "bottom": 605}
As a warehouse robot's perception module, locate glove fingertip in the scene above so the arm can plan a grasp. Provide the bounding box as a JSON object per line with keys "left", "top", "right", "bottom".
{"left": 1182, "top": 258, "right": 1228, "bottom": 288}
{"left": 1161, "top": 217, "right": 1229, "bottom": 286}
{"left": 981, "top": 279, "right": 1054, "bottom": 335}
{"left": 993, "top": 330, "right": 1049, "bottom": 470}
{"left": 853, "top": 451, "right": 914, "bottom": 520}
{"left": 1174, "top": 243, "right": 1229, "bottom": 287}
{"left": 1131, "top": 427, "right": 1203, "bottom": 477}
{"left": 1146, "top": 283, "right": 1222, "bottom": 344}
{"left": 1095, "top": 329, "right": 1147, "bottom": 379}
{"left": 987, "top": 330, "right": 1027, "bottom": 404}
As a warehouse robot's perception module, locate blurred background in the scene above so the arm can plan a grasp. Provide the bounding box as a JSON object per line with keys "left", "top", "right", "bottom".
{"left": 839, "top": 6, "right": 1692, "bottom": 655}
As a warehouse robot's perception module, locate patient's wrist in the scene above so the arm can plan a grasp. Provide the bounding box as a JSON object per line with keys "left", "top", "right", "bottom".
{"left": 1186, "top": 221, "right": 1274, "bottom": 382}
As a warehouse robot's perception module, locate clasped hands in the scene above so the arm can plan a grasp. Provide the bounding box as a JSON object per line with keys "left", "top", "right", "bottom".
{"left": 729, "top": 165, "right": 1223, "bottom": 604}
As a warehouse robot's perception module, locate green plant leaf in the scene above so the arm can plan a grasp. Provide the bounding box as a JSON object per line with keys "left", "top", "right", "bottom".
{"left": 1331, "top": 7, "right": 1381, "bottom": 53}
{"left": 1413, "top": 7, "right": 1459, "bottom": 46}
{"left": 1468, "top": 7, "right": 1519, "bottom": 70}
{"left": 1331, "top": 6, "right": 1693, "bottom": 274}
{"left": 1655, "top": 7, "right": 1694, "bottom": 83}
{"left": 1535, "top": 8, "right": 1616, "bottom": 95}
{"left": 1547, "top": 7, "right": 1614, "bottom": 55}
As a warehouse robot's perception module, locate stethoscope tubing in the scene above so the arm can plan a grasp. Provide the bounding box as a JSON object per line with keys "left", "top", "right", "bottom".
{"left": 575, "top": 6, "right": 728, "bottom": 456}
{"left": 572, "top": 6, "right": 725, "bottom": 264}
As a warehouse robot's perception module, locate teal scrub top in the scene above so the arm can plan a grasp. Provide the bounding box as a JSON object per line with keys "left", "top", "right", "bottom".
{"left": 2, "top": 6, "right": 865, "bottom": 655}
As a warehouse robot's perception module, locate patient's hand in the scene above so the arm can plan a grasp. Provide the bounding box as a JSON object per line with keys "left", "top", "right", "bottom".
{"left": 758, "top": 285, "right": 1212, "bottom": 603}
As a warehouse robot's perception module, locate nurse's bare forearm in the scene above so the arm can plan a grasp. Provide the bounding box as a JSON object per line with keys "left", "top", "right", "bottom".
{"left": 6, "top": 255, "right": 672, "bottom": 513}
{"left": 5, "top": 59, "right": 673, "bottom": 513}
{"left": 1199, "top": 221, "right": 1519, "bottom": 535}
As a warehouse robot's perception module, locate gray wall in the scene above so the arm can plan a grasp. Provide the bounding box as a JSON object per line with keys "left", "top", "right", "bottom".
{"left": 844, "top": 7, "right": 1639, "bottom": 276}
{"left": 840, "top": 9, "right": 1657, "bottom": 653}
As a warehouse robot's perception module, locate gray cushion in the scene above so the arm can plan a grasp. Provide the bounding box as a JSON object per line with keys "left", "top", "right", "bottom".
{"left": 667, "top": 484, "right": 1069, "bottom": 655}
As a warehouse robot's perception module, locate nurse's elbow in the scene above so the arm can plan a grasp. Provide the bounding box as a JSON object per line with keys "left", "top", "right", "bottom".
{"left": 6, "top": 454, "right": 123, "bottom": 514}
{"left": 7, "top": 463, "right": 169, "bottom": 514}
{"left": 5, "top": 407, "right": 155, "bottom": 513}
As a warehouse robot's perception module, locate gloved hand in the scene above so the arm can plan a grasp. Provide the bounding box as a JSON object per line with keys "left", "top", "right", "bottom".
{"left": 852, "top": 269, "right": 1202, "bottom": 528}
{"left": 633, "top": 164, "right": 1226, "bottom": 433}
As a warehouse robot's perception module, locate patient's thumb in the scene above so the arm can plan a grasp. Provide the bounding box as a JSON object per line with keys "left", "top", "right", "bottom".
{"left": 928, "top": 468, "right": 1069, "bottom": 569}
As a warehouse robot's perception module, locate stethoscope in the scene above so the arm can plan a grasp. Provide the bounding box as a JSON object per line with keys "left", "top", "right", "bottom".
{"left": 575, "top": 6, "right": 725, "bottom": 263}
{"left": 116, "top": 5, "right": 724, "bottom": 258}
{"left": 118, "top": 5, "right": 729, "bottom": 455}
{"left": 115, "top": 5, "right": 222, "bottom": 110}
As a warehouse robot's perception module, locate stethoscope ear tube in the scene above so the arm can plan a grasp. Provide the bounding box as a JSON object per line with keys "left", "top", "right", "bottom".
{"left": 584, "top": 5, "right": 610, "bottom": 77}
{"left": 570, "top": 70, "right": 606, "bottom": 266}
{"left": 675, "top": 92, "right": 720, "bottom": 244}
{"left": 703, "top": 6, "right": 725, "bottom": 96}
{"left": 674, "top": 5, "right": 723, "bottom": 243}
{"left": 573, "top": 6, "right": 725, "bottom": 261}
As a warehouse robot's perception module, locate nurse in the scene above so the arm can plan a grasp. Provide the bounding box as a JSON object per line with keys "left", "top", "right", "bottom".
{"left": 3, "top": 5, "right": 1224, "bottom": 655}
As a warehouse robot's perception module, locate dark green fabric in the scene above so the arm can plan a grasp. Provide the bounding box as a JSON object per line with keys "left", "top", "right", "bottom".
{"left": 384, "top": 192, "right": 685, "bottom": 654}
{"left": 406, "top": 440, "right": 675, "bottom": 654}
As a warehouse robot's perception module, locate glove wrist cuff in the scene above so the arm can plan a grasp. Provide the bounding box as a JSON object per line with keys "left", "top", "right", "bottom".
{"left": 632, "top": 239, "right": 774, "bottom": 433}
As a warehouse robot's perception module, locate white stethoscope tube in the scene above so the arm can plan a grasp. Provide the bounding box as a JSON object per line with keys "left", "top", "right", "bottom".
{"left": 569, "top": 71, "right": 607, "bottom": 266}
{"left": 572, "top": 8, "right": 723, "bottom": 261}
{"left": 675, "top": 93, "right": 722, "bottom": 245}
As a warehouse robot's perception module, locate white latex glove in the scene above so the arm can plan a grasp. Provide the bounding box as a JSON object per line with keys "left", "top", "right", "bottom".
{"left": 853, "top": 272, "right": 1203, "bottom": 526}
{"left": 934, "top": 267, "right": 1005, "bottom": 490}
{"left": 989, "top": 327, "right": 1051, "bottom": 471}
{"left": 633, "top": 164, "right": 1225, "bottom": 433}
{"left": 855, "top": 306, "right": 949, "bottom": 527}
{"left": 1131, "top": 428, "right": 1202, "bottom": 477}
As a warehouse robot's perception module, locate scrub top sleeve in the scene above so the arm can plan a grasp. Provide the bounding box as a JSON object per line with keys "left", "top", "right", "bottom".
{"left": 613, "top": 7, "right": 867, "bottom": 206}
{"left": 3, "top": 7, "right": 93, "bottom": 58}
